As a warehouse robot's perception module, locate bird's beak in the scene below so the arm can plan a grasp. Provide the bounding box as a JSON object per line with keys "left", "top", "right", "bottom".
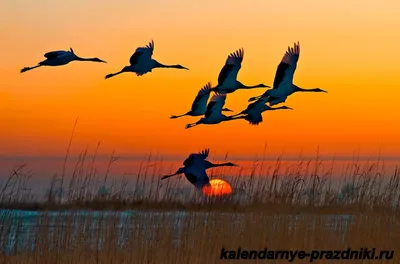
{"left": 100, "top": 60, "right": 107, "bottom": 63}
{"left": 287, "top": 107, "right": 294, "bottom": 110}
{"left": 182, "top": 66, "right": 189, "bottom": 70}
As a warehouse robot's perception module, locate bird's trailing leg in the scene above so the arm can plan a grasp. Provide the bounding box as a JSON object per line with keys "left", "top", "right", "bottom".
{"left": 241, "top": 84, "right": 271, "bottom": 89}
{"left": 105, "top": 71, "right": 123, "bottom": 79}
{"left": 20, "top": 65, "right": 42, "bottom": 73}
{"left": 105, "top": 66, "right": 130, "bottom": 79}
{"left": 228, "top": 115, "right": 246, "bottom": 121}
{"left": 185, "top": 122, "right": 200, "bottom": 129}
{"left": 161, "top": 169, "right": 182, "bottom": 180}
{"left": 248, "top": 95, "right": 263, "bottom": 102}
{"left": 228, "top": 111, "right": 245, "bottom": 118}
{"left": 170, "top": 112, "right": 189, "bottom": 119}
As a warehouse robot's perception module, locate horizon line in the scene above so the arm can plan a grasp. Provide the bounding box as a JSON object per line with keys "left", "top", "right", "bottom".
{"left": 1, "top": 154, "right": 399, "bottom": 162}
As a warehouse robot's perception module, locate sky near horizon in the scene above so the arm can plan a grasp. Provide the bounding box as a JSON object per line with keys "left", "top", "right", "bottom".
{"left": 1, "top": 0, "right": 400, "bottom": 166}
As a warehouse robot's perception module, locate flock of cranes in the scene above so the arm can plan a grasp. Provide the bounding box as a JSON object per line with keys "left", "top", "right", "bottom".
{"left": 20, "top": 40, "right": 328, "bottom": 192}
{"left": 20, "top": 40, "right": 327, "bottom": 129}
{"left": 172, "top": 41, "right": 327, "bottom": 129}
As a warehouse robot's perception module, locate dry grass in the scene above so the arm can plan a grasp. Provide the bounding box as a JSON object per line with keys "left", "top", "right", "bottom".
{"left": 1, "top": 153, "right": 400, "bottom": 264}
{"left": 1, "top": 126, "right": 400, "bottom": 262}
{"left": 0, "top": 210, "right": 399, "bottom": 263}
{"left": 1, "top": 153, "right": 400, "bottom": 214}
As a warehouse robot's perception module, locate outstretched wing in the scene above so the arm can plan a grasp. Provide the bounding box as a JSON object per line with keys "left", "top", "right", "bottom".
{"left": 44, "top": 50, "right": 69, "bottom": 59}
{"left": 217, "top": 48, "right": 244, "bottom": 86}
{"left": 191, "top": 82, "right": 212, "bottom": 112}
{"left": 184, "top": 170, "right": 210, "bottom": 189}
{"left": 198, "top": 148, "right": 210, "bottom": 159}
{"left": 272, "top": 42, "right": 300, "bottom": 90}
{"left": 129, "top": 40, "right": 154, "bottom": 65}
{"left": 183, "top": 148, "right": 210, "bottom": 167}
{"left": 245, "top": 112, "right": 263, "bottom": 125}
{"left": 204, "top": 93, "right": 227, "bottom": 119}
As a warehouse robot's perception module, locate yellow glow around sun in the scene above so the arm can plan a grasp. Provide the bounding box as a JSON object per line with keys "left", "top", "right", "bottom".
{"left": 202, "top": 179, "right": 233, "bottom": 196}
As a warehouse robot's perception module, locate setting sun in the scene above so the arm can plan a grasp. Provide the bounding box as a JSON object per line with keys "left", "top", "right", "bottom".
{"left": 202, "top": 179, "right": 233, "bottom": 196}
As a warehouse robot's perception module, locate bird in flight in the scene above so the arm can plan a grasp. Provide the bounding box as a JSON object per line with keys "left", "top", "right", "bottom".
{"left": 20, "top": 48, "right": 106, "bottom": 73}
{"left": 229, "top": 97, "right": 293, "bottom": 125}
{"left": 185, "top": 93, "right": 242, "bottom": 129}
{"left": 160, "top": 148, "right": 237, "bottom": 190}
{"left": 104, "top": 40, "right": 189, "bottom": 79}
{"left": 212, "top": 48, "right": 270, "bottom": 94}
{"left": 170, "top": 82, "right": 233, "bottom": 119}
{"left": 248, "top": 42, "right": 327, "bottom": 104}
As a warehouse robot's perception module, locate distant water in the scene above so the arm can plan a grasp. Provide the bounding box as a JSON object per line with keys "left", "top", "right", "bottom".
{"left": 0, "top": 209, "right": 356, "bottom": 255}
{"left": 1, "top": 156, "right": 397, "bottom": 182}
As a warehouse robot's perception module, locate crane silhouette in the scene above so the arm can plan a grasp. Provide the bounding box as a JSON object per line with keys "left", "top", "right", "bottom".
{"left": 229, "top": 97, "right": 293, "bottom": 125}
{"left": 170, "top": 82, "right": 233, "bottom": 119}
{"left": 248, "top": 42, "right": 327, "bottom": 105}
{"left": 212, "top": 48, "right": 269, "bottom": 94}
{"left": 185, "top": 93, "right": 243, "bottom": 129}
{"left": 105, "top": 40, "right": 188, "bottom": 79}
{"left": 20, "top": 48, "right": 106, "bottom": 73}
{"left": 160, "top": 148, "right": 237, "bottom": 190}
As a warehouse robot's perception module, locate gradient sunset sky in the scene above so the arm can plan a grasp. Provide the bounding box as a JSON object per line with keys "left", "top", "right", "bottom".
{"left": 1, "top": 0, "right": 400, "bottom": 164}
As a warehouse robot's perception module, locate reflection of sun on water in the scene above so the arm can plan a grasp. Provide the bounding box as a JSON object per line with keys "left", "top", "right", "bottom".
{"left": 202, "top": 179, "right": 233, "bottom": 196}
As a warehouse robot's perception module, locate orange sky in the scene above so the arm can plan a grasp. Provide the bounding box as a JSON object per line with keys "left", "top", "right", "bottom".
{"left": 1, "top": 0, "right": 400, "bottom": 161}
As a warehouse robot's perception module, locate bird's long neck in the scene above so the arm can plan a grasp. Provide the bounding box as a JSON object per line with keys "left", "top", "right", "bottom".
{"left": 294, "top": 86, "right": 320, "bottom": 92}
{"left": 238, "top": 82, "right": 265, "bottom": 89}
{"left": 269, "top": 106, "right": 289, "bottom": 111}
{"left": 209, "top": 162, "right": 233, "bottom": 168}
{"left": 153, "top": 60, "right": 179, "bottom": 68}
{"left": 75, "top": 57, "right": 97, "bottom": 62}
